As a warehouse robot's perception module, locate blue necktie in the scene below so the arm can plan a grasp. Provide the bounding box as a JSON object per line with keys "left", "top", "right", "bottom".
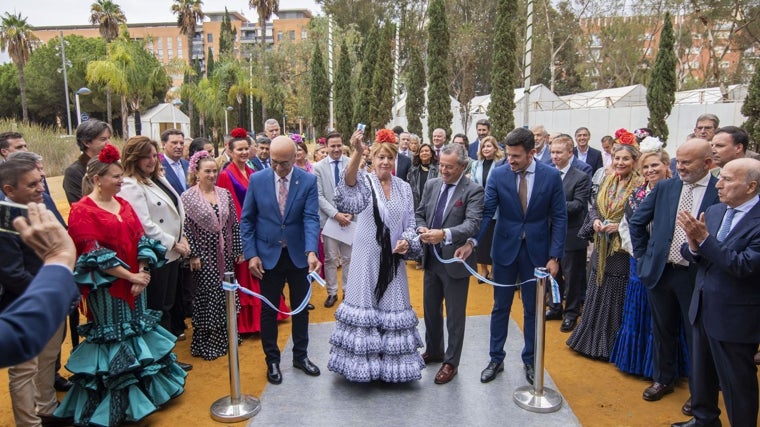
{"left": 432, "top": 184, "right": 454, "bottom": 229}
{"left": 716, "top": 208, "right": 736, "bottom": 241}
{"left": 333, "top": 160, "right": 340, "bottom": 186}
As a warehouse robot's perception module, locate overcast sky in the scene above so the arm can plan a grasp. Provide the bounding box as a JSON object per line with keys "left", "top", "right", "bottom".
{"left": 1, "top": 0, "right": 321, "bottom": 62}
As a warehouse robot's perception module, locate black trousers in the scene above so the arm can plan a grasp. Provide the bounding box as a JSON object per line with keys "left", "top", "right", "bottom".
{"left": 260, "top": 248, "right": 310, "bottom": 365}
{"left": 146, "top": 259, "right": 180, "bottom": 332}
{"left": 551, "top": 248, "right": 587, "bottom": 320}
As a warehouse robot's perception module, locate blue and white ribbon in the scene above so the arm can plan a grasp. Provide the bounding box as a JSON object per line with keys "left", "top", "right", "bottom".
{"left": 222, "top": 271, "right": 325, "bottom": 316}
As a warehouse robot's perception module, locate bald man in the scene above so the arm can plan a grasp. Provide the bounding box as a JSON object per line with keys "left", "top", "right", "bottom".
{"left": 673, "top": 158, "right": 760, "bottom": 427}
{"left": 630, "top": 138, "right": 720, "bottom": 413}
{"left": 240, "top": 136, "right": 322, "bottom": 385}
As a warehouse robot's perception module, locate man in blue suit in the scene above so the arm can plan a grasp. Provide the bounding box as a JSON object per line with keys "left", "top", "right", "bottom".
{"left": 531, "top": 125, "right": 552, "bottom": 165}
{"left": 468, "top": 119, "right": 491, "bottom": 160}
{"left": 672, "top": 158, "right": 760, "bottom": 427}
{"left": 630, "top": 138, "right": 719, "bottom": 410}
{"left": 462, "top": 127, "right": 567, "bottom": 385}
{"left": 573, "top": 127, "right": 604, "bottom": 174}
{"left": 160, "top": 129, "right": 189, "bottom": 195}
{"left": 1, "top": 202, "right": 79, "bottom": 369}
{"left": 241, "top": 135, "right": 321, "bottom": 385}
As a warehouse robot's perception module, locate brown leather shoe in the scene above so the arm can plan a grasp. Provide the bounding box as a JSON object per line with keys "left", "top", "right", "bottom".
{"left": 681, "top": 397, "right": 693, "bottom": 416}
{"left": 434, "top": 363, "right": 457, "bottom": 384}
{"left": 643, "top": 382, "right": 674, "bottom": 401}
{"left": 421, "top": 352, "right": 443, "bottom": 365}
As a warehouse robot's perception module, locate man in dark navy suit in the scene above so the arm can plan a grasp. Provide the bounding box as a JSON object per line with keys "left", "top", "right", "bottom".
{"left": 531, "top": 125, "right": 552, "bottom": 165}
{"left": 672, "top": 158, "right": 760, "bottom": 427}
{"left": 461, "top": 127, "right": 567, "bottom": 386}
{"left": 468, "top": 119, "right": 491, "bottom": 160}
{"left": 573, "top": 127, "right": 603, "bottom": 174}
{"left": 160, "top": 129, "right": 189, "bottom": 196}
{"left": 241, "top": 135, "right": 322, "bottom": 385}
{"left": 630, "top": 138, "right": 719, "bottom": 412}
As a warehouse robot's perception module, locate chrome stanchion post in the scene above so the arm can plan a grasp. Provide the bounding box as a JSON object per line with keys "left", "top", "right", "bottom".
{"left": 210, "top": 272, "right": 261, "bottom": 422}
{"left": 513, "top": 267, "right": 563, "bottom": 413}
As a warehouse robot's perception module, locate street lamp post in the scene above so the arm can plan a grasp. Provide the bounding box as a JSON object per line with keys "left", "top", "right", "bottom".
{"left": 224, "top": 106, "right": 234, "bottom": 135}
{"left": 172, "top": 99, "right": 183, "bottom": 130}
{"left": 282, "top": 115, "right": 287, "bottom": 134}
{"left": 75, "top": 87, "right": 92, "bottom": 126}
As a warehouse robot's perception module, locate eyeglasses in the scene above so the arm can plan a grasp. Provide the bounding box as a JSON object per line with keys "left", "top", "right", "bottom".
{"left": 695, "top": 126, "right": 714, "bottom": 131}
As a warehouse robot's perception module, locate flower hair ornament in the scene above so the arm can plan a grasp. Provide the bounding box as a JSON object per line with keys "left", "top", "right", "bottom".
{"left": 230, "top": 128, "right": 248, "bottom": 139}
{"left": 188, "top": 150, "right": 210, "bottom": 174}
{"left": 317, "top": 137, "right": 327, "bottom": 146}
{"left": 98, "top": 144, "right": 121, "bottom": 164}
{"left": 633, "top": 128, "right": 652, "bottom": 141}
{"left": 639, "top": 136, "right": 664, "bottom": 153}
{"left": 375, "top": 128, "right": 397, "bottom": 144}
{"left": 614, "top": 128, "right": 637, "bottom": 146}
{"left": 290, "top": 133, "right": 304, "bottom": 144}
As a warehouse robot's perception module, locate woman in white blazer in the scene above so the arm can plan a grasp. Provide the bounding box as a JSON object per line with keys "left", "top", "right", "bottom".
{"left": 119, "top": 136, "right": 190, "bottom": 339}
{"left": 468, "top": 136, "right": 503, "bottom": 281}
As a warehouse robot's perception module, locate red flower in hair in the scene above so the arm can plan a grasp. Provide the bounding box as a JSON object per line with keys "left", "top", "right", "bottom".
{"left": 375, "top": 129, "right": 397, "bottom": 144}
{"left": 618, "top": 131, "right": 636, "bottom": 145}
{"left": 98, "top": 144, "right": 120, "bottom": 164}
{"left": 317, "top": 137, "right": 327, "bottom": 146}
{"left": 614, "top": 128, "right": 629, "bottom": 139}
{"left": 230, "top": 128, "right": 248, "bottom": 138}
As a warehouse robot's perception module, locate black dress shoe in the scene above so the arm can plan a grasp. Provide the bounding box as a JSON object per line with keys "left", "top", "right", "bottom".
{"left": 480, "top": 361, "right": 504, "bottom": 383}
{"left": 54, "top": 373, "right": 73, "bottom": 392}
{"left": 307, "top": 303, "right": 315, "bottom": 310}
{"left": 681, "top": 397, "right": 693, "bottom": 416}
{"left": 545, "top": 309, "right": 563, "bottom": 320}
{"left": 643, "top": 382, "right": 674, "bottom": 401}
{"left": 293, "top": 357, "right": 321, "bottom": 376}
{"left": 560, "top": 317, "right": 577, "bottom": 333}
{"left": 524, "top": 364, "right": 535, "bottom": 385}
{"left": 324, "top": 294, "right": 338, "bottom": 308}
{"left": 176, "top": 361, "right": 193, "bottom": 372}
{"left": 267, "top": 363, "right": 282, "bottom": 384}
{"left": 39, "top": 413, "right": 74, "bottom": 427}
{"left": 671, "top": 417, "right": 722, "bottom": 427}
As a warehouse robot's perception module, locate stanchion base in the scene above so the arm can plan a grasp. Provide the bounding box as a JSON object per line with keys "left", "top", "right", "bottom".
{"left": 513, "top": 386, "right": 563, "bottom": 413}
{"left": 210, "top": 395, "right": 261, "bottom": 423}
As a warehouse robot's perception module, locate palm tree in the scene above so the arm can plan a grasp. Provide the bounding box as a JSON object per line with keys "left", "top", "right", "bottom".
{"left": 249, "top": 0, "right": 279, "bottom": 46}
{"left": 90, "top": 0, "right": 126, "bottom": 126}
{"left": 0, "top": 12, "right": 37, "bottom": 123}
{"left": 172, "top": 0, "right": 204, "bottom": 135}
{"left": 171, "top": 0, "right": 204, "bottom": 64}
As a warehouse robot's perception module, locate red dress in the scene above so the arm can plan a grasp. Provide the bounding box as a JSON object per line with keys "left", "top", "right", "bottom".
{"left": 217, "top": 163, "right": 289, "bottom": 333}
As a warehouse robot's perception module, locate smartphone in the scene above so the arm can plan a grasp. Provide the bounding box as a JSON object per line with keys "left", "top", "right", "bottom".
{"left": 356, "top": 123, "right": 366, "bottom": 132}
{"left": 0, "top": 200, "right": 29, "bottom": 234}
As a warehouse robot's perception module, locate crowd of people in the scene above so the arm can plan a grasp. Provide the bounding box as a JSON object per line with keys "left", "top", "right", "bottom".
{"left": 0, "top": 111, "right": 758, "bottom": 427}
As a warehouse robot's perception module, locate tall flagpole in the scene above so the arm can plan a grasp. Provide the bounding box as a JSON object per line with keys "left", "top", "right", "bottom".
{"left": 523, "top": 0, "right": 534, "bottom": 127}
{"left": 328, "top": 16, "right": 334, "bottom": 132}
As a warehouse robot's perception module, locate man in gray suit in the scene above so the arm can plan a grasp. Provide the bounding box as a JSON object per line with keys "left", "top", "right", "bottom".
{"left": 416, "top": 143, "right": 484, "bottom": 385}
{"left": 313, "top": 132, "right": 353, "bottom": 308}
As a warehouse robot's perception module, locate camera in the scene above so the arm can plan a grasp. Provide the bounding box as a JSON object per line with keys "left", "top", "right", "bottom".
{"left": 356, "top": 123, "right": 366, "bottom": 132}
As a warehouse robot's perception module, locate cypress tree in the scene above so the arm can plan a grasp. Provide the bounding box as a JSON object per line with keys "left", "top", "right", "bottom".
{"left": 489, "top": 0, "right": 518, "bottom": 141}
{"left": 405, "top": 46, "right": 425, "bottom": 137}
{"left": 647, "top": 12, "right": 677, "bottom": 144}
{"left": 206, "top": 47, "right": 215, "bottom": 76}
{"left": 335, "top": 39, "right": 354, "bottom": 142}
{"left": 370, "top": 22, "right": 395, "bottom": 133}
{"left": 426, "top": 0, "right": 452, "bottom": 140}
{"left": 354, "top": 25, "right": 380, "bottom": 136}
{"left": 219, "top": 7, "right": 236, "bottom": 57}
{"left": 741, "top": 61, "right": 760, "bottom": 151}
{"left": 310, "top": 41, "right": 330, "bottom": 137}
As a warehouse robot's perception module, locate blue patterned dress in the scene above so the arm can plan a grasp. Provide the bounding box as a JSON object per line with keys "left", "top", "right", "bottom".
{"left": 327, "top": 171, "right": 425, "bottom": 382}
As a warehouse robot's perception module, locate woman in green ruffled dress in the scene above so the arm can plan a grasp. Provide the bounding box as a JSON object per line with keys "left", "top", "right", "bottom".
{"left": 54, "top": 145, "right": 186, "bottom": 426}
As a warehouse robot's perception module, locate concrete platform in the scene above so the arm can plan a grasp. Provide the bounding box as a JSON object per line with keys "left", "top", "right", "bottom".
{"left": 248, "top": 315, "right": 580, "bottom": 427}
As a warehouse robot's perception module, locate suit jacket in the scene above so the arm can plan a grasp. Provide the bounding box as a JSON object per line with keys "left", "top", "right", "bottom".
{"left": 573, "top": 146, "right": 603, "bottom": 174}
{"left": 682, "top": 200, "right": 760, "bottom": 343}
{"left": 415, "top": 176, "right": 484, "bottom": 279}
{"left": 161, "top": 157, "right": 189, "bottom": 196}
{"left": 0, "top": 264, "right": 80, "bottom": 368}
{"left": 250, "top": 156, "right": 267, "bottom": 172}
{"left": 561, "top": 167, "right": 592, "bottom": 251}
{"left": 119, "top": 176, "right": 185, "bottom": 262}
{"left": 240, "top": 167, "right": 320, "bottom": 270}
{"left": 468, "top": 139, "right": 481, "bottom": 160}
{"left": 313, "top": 155, "right": 350, "bottom": 228}
{"left": 395, "top": 154, "right": 411, "bottom": 183}
{"left": 535, "top": 146, "right": 552, "bottom": 165}
{"left": 629, "top": 175, "right": 719, "bottom": 288}
{"left": 478, "top": 161, "right": 567, "bottom": 267}
{"left": 571, "top": 157, "right": 593, "bottom": 177}
{"left": 408, "top": 163, "right": 439, "bottom": 208}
